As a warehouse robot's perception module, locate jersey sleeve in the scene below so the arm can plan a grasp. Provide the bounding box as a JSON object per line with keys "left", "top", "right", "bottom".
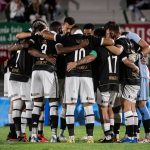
{"left": 89, "top": 50, "right": 97, "bottom": 57}
{"left": 126, "top": 32, "right": 141, "bottom": 44}
{"left": 115, "top": 39, "right": 127, "bottom": 61}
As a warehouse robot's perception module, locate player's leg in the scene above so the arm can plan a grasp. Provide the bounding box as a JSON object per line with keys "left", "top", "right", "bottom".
{"left": 30, "top": 71, "right": 44, "bottom": 142}
{"left": 58, "top": 79, "right": 67, "bottom": 141}
{"left": 42, "top": 71, "right": 59, "bottom": 142}
{"left": 49, "top": 98, "right": 59, "bottom": 142}
{"left": 21, "top": 80, "right": 33, "bottom": 141}
{"left": 97, "top": 91, "right": 111, "bottom": 142}
{"left": 80, "top": 77, "right": 95, "bottom": 143}
{"left": 64, "top": 77, "right": 79, "bottom": 143}
{"left": 10, "top": 80, "right": 24, "bottom": 140}
{"left": 112, "top": 98, "right": 122, "bottom": 141}
{"left": 4, "top": 72, "right": 17, "bottom": 140}
{"left": 137, "top": 78, "right": 150, "bottom": 141}
{"left": 121, "top": 85, "right": 140, "bottom": 143}
{"left": 108, "top": 92, "right": 118, "bottom": 139}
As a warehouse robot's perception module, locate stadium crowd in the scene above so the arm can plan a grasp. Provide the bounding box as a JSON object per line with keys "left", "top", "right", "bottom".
{"left": 3, "top": 16, "right": 150, "bottom": 144}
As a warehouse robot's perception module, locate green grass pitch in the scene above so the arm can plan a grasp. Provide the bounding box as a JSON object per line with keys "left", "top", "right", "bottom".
{"left": 0, "top": 126, "right": 149, "bottom": 150}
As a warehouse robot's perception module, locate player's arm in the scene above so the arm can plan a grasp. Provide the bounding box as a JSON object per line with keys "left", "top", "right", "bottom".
{"left": 102, "top": 37, "right": 115, "bottom": 46}
{"left": 16, "top": 32, "right": 32, "bottom": 39}
{"left": 127, "top": 32, "right": 150, "bottom": 57}
{"left": 122, "top": 57, "right": 139, "bottom": 74}
{"left": 8, "top": 42, "right": 29, "bottom": 52}
{"left": 28, "top": 48, "right": 56, "bottom": 64}
{"left": 37, "top": 30, "right": 55, "bottom": 40}
{"left": 55, "top": 39, "right": 89, "bottom": 54}
{"left": 93, "top": 36, "right": 114, "bottom": 47}
{"left": 67, "top": 50, "right": 97, "bottom": 72}
{"left": 105, "top": 45, "right": 123, "bottom": 55}
{"left": 138, "top": 39, "right": 150, "bottom": 57}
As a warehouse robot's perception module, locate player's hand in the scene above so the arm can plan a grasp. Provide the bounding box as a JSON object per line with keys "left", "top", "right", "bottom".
{"left": 132, "top": 66, "right": 139, "bottom": 75}
{"left": 21, "top": 42, "right": 30, "bottom": 49}
{"left": 79, "top": 39, "right": 89, "bottom": 48}
{"left": 67, "top": 62, "right": 77, "bottom": 72}
{"left": 45, "top": 55, "right": 56, "bottom": 65}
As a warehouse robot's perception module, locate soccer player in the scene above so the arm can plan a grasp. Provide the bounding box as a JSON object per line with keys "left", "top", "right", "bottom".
{"left": 122, "top": 31, "right": 150, "bottom": 143}
{"left": 29, "top": 19, "right": 59, "bottom": 142}
{"left": 4, "top": 58, "right": 17, "bottom": 141}
{"left": 108, "top": 24, "right": 140, "bottom": 143}
{"left": 94, "top": 26, "right": 123, "bottom": 143}
{"left": 55, "top": 26, "right": 97, "bottom": 143}
{"left": 8, "top": 38, "right": 34, "bottom": 141}
{"left": 16, "top": 27, "right": 48, "bottom": 142}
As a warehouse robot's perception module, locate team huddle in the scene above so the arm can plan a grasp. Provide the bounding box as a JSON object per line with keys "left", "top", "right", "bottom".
{"left": 4, "top": 17, "right": 150, "bottom": 143}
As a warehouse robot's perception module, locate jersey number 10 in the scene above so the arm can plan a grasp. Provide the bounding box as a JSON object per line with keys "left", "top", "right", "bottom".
{"left": 74, "top": 48, "right": 85, "bottom": 61}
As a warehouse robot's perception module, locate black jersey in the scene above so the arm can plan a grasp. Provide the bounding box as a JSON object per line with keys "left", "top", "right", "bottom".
{"left": 30, "top": 35, "right": 57, "bottom": 72}
{"left": 97, "top": 46, "right": 119, "bottom": 92}
{"left": 56, "top": 34, "right": 99, "bottom": 77}
{"left": 9, "top": 39, "right": 34, "bottom": 82}
{"left": 116, "top": 36, "right": 140, "bottom": 85}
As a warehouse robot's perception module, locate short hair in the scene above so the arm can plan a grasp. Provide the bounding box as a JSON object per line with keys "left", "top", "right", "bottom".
{"left": 94, "top": 27, "right": 106, "bottom": 37}
{"left": 64, "top": 17, "right": 75, "bottom": 25}
{"left": 31, "top": 19, "right": 48, "bottom": 33}
{"left": 83, "top": 23, "right": 95, "bottom": 30}
{"left": 50, "top": 21, "right": 62, "bottom": 33}
{"left": 104, "top": 21, "right": 116, "bottom": 30}
{"left": 107, "top": 23, "right": 120, "bottom": 33}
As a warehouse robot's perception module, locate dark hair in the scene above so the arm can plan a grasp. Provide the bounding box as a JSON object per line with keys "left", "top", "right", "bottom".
{"left": 104, "top": 21, "right": 116, "bottom": 30}
{"left": 50, "top": 21, "right": 62, "bottom": 33}
{"left": 108, "top": 23, "right": 120, "bottom": 33}
{"left": 31, "top": 19, "right": 48, "bottom": 34}
{"left": 94, "top": 27, "right": 106, "bottom": 37}
{"left": 64, "top": 17, "right": 75, "bottom": 25}
{"left": 83, "top": 23, "right": 94, "bottom": 30}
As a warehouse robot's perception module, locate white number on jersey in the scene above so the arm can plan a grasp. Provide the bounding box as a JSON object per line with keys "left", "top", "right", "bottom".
{"left": 15, "top": 50, "right": 21, "bottom": 68}
{"left": 74, "top": 48, "right": 85, "bottom": 62}
{"left": 108, "top": 55, "right": 117, "bottom": 73}
{"left": 40, "top": 44, "right": 47, "bottom": 60}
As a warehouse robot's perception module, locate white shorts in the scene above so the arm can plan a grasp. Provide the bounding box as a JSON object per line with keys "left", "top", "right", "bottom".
{"left": 97, "top": 88, "right": 118, "bottom": 107}
{"left": 137, "top": 78, "right": 149, "bottom": 101}
{"left": 64, "top": 77, "right": 95, "bottom": 104}
{"left": 31, "top": 70, "right": 59, "bottom": 98}
{"left": 21, "top": 79, "right": 32, "bottom": 101}
{"left": 4, "top": 72, "right": 11, "bottom": 97}
{"left": 9, "top": 79, "right": 32, "bottom": 101}
{"left": 121, "top": 84, "right": 140, "bottom": 103}
{"left": 9, "top": 80, "right": 21, "bottom": 101}
{"left": 58, "top": 79, "right": 65, "bottom": 101}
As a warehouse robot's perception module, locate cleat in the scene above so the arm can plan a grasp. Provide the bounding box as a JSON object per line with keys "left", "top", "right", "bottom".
{"left": 6, "top": 132, "right": 17, "bottom": 141}
{"left": 100, "top": 135, "right": 112, "bottom": 143}
{"left": 138, "top": 138, "right": 150, "bottom": 143}
{"left": 67, "top": 136, "right": 75, "bottom": 143}
{"left": 121, "top": 137, "right": 137, "bottom": 143}
{"left": 37, "top": 134, "right": 48, "bottom": 143}
{"left": 30, "top": 136, "right": 39, "bottom": 142}
{"left": 87, "top": 136, "right": 94, "bottom": 143}
{"left": 50, "top": 135, "right": 58, "bottom": 143}
{"left": 58, "top": 135, "right": 67, "bottom": 142}
{"left": 22, "top": 133, "right": 28, "bottom": 142}
{"left": 80, "top": 135, "right": 88, "bottom": 141}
